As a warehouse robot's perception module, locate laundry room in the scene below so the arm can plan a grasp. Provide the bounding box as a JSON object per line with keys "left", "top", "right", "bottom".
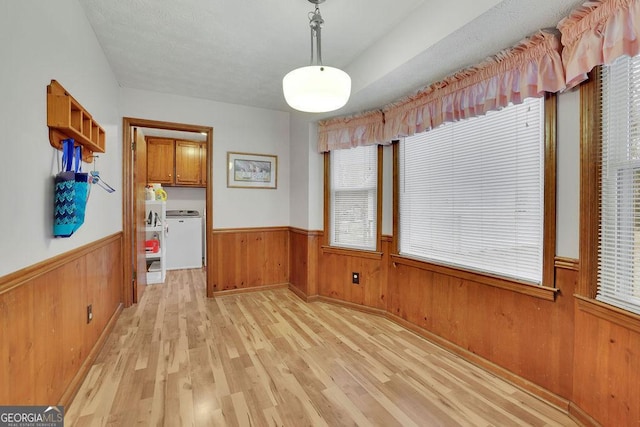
{"left": 142, "top": 127, "right": 207, "bottom": 284}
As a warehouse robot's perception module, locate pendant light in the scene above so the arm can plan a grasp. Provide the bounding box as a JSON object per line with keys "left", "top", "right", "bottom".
{"left": 283, "top": 0, "right": 351, "bottom": 113}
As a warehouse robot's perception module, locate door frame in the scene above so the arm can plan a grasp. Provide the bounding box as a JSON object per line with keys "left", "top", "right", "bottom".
{"left": 122, "top": 117, "right": 214, "bottom": 307}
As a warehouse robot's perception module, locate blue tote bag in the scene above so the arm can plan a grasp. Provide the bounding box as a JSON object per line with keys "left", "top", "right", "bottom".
{"left": 53, "top": 139, "right": 77, "bottom": 237}
{"left": 53, "top": 139, "right": 89, "bottom": 237}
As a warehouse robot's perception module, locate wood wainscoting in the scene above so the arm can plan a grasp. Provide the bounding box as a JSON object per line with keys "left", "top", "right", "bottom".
{"left": 571, "top": 296, "right": 640, "bottom": 426}
{"left": 0, "top": 233, "right": 123, "bottom": 407}
{"left": 289, "top": 227, "right": 321, "bottom": 299}
{"left": 316, "top": 236, "right": 391, "bottom": 310}
{"left": 210, "top": 227, "right": 290, "bottom": 295}
{"left": 291, "top": 228, "right": 585, "bottom": 419}
{"left": 219, "top": 226, "right": 640, "bottom": 425}
{"left": 384, "top": 255, "right": 577, "bottom": 409}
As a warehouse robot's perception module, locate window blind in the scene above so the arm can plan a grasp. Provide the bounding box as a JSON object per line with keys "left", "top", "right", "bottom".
{"left": 330, "top": 145, "right": 377, "bottom": 250}
{"left": 399, "top": 97, "right": 544, "bottom": 283}
{"left": 598, "top": 55, "right": 640, "bottom": 315}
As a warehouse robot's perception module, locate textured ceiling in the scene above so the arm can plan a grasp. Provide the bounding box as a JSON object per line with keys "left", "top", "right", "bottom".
{"left": 78, "top": 0, "right": 585, "bottom": 119}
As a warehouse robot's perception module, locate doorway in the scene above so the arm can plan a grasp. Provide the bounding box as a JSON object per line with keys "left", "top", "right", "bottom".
{"left": 122, "top": 117, "right": 213, "bottom": 306}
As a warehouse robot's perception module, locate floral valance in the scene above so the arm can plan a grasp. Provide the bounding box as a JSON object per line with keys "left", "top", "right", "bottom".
{"left": 559, "top": 0, "right": 640, "bottom": 89}
{"left": 382, "top": 30, "right": 565, "bottom": 141}
{"left": 317, "top": 110, "right": 385, "bottom": 152}
{"left": 316, "top": 0, "right": 640, "bottom": 151}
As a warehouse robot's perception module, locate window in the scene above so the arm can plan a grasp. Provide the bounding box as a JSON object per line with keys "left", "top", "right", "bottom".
{"left": 398, "top": 96, "right": 552, "bottom": 285}
{"left": 596, "top": 55, "right": 640, "bottom": 315}
{"left": 327, "top": 145, "right": 379, "bottom": 251}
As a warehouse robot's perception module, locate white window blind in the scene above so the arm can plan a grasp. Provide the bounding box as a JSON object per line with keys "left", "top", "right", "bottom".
{"left": 598, "top": 55, "right": 640, "bottom": 315}
{"left": 399, "top": 97, "right": 544, "bottom": 284}
{"left": 330, "top": 145, "right": 377, "bottom": 250}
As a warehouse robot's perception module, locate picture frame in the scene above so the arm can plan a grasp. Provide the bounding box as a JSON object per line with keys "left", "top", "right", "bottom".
{"left": 227, "top": 151, "right": 278, "bottom": 189}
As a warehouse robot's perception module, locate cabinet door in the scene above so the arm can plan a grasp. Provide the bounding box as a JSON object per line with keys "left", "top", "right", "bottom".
{"left": 175, "top": 140, "right": 202, "bottom": 185}
{"left": 147, "top": 138, "right": 174, "bottom": 184}
{"left": 200, "top": 143, "right": 207, "bottom": 186}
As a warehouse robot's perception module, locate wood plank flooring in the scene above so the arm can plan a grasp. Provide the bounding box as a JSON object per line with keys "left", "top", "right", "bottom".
{"left": 66, "top": 269, "right": 578, "bottom": 426}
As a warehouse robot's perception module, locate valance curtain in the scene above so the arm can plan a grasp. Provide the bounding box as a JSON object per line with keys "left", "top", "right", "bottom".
{"left": 559, "top": 0, "right": 640, "bottom": 89}
{"left": 382, "top": 30, "right": 565, "bottom": 141}
{"left": 317, "top": 110, "right": 385, "bottom": 152}
{"left": 317, "top": 0, "right": 640, "bottom": 151}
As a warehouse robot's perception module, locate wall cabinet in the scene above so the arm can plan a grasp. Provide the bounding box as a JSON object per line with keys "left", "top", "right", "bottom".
{"left": 147, "top": 137, "right": 207, "bottom": 187}
{"left": 175, "top": 140, "right": 202, "bottom": 185}
{"left": 147, "top": 138, "right": 175, "bottom": 184}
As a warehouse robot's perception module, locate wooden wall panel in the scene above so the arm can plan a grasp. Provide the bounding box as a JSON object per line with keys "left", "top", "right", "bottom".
{"left": 212, "top": 226, "right": 640, "bottom": 424}
{"left": 0, "top": 234, "right": 123, "bottom": 406}
{"left": 386, "top": 263, "right": 576, "bottom": 399}
{"left": 211, "top": 227, "right": 290, "bottom": 293}
{"left": 317, "top": 249, "right": 387, "bottom": 310}
{"left": 572, "top": 300, "right": 640, "bottom": 426}
{"left": 289, "top": 228, "right": 321, "bottom": 297}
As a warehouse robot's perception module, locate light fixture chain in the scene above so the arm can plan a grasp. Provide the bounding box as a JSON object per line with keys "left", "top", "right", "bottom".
{"left": 309, "top": 5, "right": 324, "bottom": 66}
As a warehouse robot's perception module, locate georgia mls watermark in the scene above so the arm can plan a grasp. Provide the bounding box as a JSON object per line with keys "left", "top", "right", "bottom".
{"left": 0, "top": 406, "right": 64, "bottom": 427}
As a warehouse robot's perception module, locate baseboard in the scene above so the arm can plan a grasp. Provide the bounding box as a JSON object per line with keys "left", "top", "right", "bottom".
{"left": 307, "top": 293, "right": 572, "bottom": 417}
{"left": 569, "top": 402, "right": 602, "bottom": 427}
{"left": 223, "top": 285, "right": 590, "bottom": 424}
{"left": 59, "top": 303, "right": 123, "bottom": 408}
{"left": 384, "top": 312, "right": 571, "bottom": 414}
{"left": 287, "top": 283, "right": 309, "bottom": 301}
{"left": 212, "top": 282, "right": 288, "bottom": 297}
{"left": 312, "top": 295, "right": 388, "bottom": 317}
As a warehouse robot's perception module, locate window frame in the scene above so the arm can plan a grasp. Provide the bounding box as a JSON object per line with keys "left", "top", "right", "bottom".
{"left": 323, "top": 145, "right": 383, "bottom": 258}
{"left": 392, "top": 94, "right": 557, "bottom": 300}
{"left": 579, "top": 66, "right": 640, "bottom": 324}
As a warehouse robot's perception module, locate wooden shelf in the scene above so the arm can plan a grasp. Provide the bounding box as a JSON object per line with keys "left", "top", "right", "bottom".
{"left": 47, "top": 80, "right": 105, "bottom": 162}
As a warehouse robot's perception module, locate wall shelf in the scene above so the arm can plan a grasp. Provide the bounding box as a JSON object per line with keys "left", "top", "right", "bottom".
{"left": 47, "top": 79, "right": 105, "bottom": 162}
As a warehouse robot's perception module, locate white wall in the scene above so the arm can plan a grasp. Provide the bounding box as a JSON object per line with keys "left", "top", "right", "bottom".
{"left": 556, "top": 89, "right": 580, "bottom": 258}
{"left": 164, "top": 187, "right": 206, "bottom": 215}
{"left": 0, "top": 0, "right": 580, "bottom": 279}
{"left": 0, "top": 0, "right": 121, "bottom": 277}
{"left": 289, "top": 116, "right": 324, "bottom": 231}
{"left": 289, "top": 114, "right": 311, "bottom": 229}
{"left": 120, "top": 88, "right": 290, "bottom": 229}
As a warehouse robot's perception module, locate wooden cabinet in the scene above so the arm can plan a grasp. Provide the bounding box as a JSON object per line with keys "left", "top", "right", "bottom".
{"left": 175, "top": 141, "right": 202, "bottom": 185}
{"left": 146, "top": 137, "right": 207, "bottom": 187}
{"left": 147, "top": 138, "right": 175, "bottom": 184}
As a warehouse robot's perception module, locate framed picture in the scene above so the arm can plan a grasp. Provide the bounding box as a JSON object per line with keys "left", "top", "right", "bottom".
{"left": 227, "top": 151, "right": 278, "bottom": 189}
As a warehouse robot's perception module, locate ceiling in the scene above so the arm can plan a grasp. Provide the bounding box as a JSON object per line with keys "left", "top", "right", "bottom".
{"left": 78, "top": 0, "right": 585, "bottom": 119}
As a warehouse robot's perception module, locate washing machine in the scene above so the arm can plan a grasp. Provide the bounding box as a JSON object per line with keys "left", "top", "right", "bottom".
{"left": 165, "top": 210, "right": 203, "bottom": 270}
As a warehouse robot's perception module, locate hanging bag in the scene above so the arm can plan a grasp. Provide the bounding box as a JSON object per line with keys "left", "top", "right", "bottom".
{"left": 53, "top": 139, "right": 77, "bottom": 237}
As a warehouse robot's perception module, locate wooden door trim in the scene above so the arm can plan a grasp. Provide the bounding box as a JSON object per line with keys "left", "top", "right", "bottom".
{"left": 122, "top": 117, "right": 213, "bottom": 307}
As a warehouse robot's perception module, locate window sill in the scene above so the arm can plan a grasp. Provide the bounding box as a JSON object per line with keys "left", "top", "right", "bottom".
{"left": 575, "top": 295, "right": 640, "bottom": 334}
{"left": 390, "top": 254, "right": 558, "bottom": 301}
{"left": 321, "top": 245, "right": 383, "bottom": 260}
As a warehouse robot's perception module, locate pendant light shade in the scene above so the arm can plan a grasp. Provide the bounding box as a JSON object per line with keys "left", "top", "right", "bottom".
{"left": 283, "top": 0, "right": 351, "bottom": 113}
{"left": 283, "top": 65, "right": 351, "bottom": 113}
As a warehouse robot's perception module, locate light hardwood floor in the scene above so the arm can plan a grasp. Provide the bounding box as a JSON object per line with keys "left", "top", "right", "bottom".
{"left": 66, "top": 269, "right": 578, "bottom": 426}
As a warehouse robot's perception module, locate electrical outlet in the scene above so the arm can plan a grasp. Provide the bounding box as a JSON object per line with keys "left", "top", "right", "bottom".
{"left": 352, "top": 272, "right": 360, "bottom": 284}
{"left": 87, "top": 304, "right": 93, "bottom": 324}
